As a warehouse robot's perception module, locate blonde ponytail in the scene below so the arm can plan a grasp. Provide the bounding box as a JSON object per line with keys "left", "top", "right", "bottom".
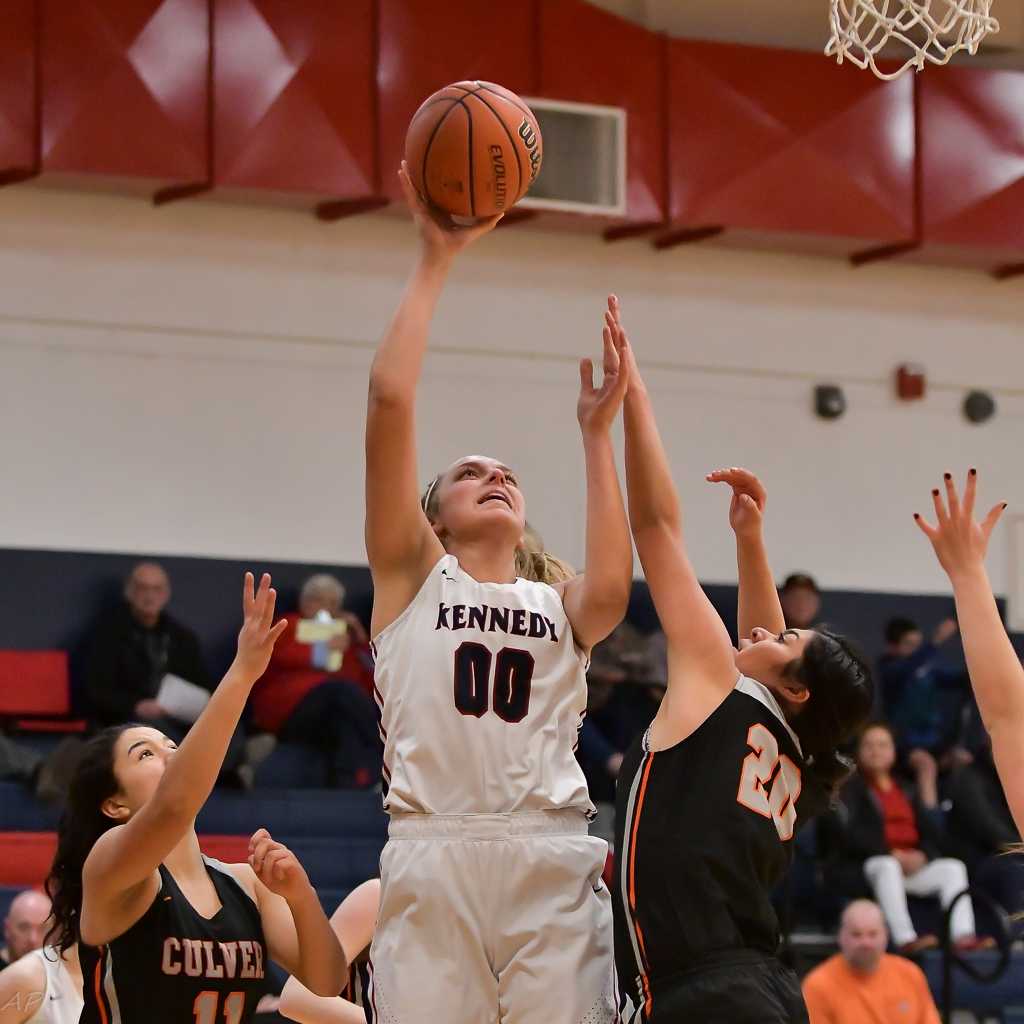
{"left": 514, "top": 524, "right": 575, "bottom": 585}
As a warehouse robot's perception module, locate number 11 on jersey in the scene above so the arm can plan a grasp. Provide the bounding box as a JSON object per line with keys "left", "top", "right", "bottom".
{"left": 194, "top": 991, "right": 245, "bottom": 1024}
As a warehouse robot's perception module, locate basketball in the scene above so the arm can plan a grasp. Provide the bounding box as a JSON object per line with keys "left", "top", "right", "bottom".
{"left": 404, "top": 80, "right": 543, "bottom": 220}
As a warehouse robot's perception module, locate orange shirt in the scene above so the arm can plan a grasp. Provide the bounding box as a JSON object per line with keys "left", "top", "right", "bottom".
{"left": 802, "top": 953, "right": 940, "bottom": 1024}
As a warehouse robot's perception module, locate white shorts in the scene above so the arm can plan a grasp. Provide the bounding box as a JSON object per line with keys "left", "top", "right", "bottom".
{"left": 368, "top": 809, "right": 618, "bottom": 1024}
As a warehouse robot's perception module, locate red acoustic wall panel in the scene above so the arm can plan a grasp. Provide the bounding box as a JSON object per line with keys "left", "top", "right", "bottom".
{"left": 539, "top": 0, "right": 665, "bottom": 224}
{"left": 667, "top": 41, "right": 915, "bottom": 245}
{"left": 0, "top": 0, "right": 37, "bottom": 183}
{"left": 378, "top": 0, "right": 538, "bottom": 202}
{"left": 214, "top": 0, "right": 377, "bottom": 201}
{"left": 40, "top": 0, "right": 209, "bottom": 188}
{"left": 919, "top": 68, "right": 1024, "bottom": 257}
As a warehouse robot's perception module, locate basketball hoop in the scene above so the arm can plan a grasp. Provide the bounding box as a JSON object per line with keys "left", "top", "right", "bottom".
{"left": 826, "top": 0, "right": 1000, "bottom": 80}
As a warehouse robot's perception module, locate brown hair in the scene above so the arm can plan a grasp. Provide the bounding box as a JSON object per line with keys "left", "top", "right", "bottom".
{"left": 421, "top": 473, "right": 575, "bottom": 587}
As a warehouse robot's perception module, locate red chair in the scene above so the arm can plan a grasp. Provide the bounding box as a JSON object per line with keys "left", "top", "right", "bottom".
{"left": 0, "top": 651, "right": 86, "bottom": 733}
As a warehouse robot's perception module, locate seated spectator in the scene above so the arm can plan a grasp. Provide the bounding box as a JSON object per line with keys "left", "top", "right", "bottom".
{"left": 878, "top": 617, "right": 972, "bottom": 790}
{"left": 779, "top": 572, "right": 821, "bottom": 630}
{"left": 802, "top": 899, "right": 939, "bottom": 1024}
{"left": 250, "top": 573, "right": 380, "bottom": 789}
{"left": 948, "top": 740, "right": 1024, "bottom": 916}
{"left": 1, "top": 890, "right": 50, "bottom": 969}
{"left": 825, "top": 722, "right": 987, "bottom": 955}
{"left": 0, "top": 733, "right": 84, "bottom": 806}
{"left": 84, "top": 561, "right": 246, "bottom": 781}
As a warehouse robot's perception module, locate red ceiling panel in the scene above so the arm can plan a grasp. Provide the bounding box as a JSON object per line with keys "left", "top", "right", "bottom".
{"left": 214, "top": 0, "right": 377, "bottom": 200}
{"left": 919, "top": 68, "right": 1024, "bottom": 256}
{"left": 667, "top": 41, "right": 916, "bottom": 245}
{"left": 378, "top": 0, "right": 539, "bottom": 202}
{"left": 0, "top": 0, "right": 37, "bottom": 182}
{"left": 40, "top": 0, "right": 209, "bottom": 188}
{"left": 539, "top": 0, "right": 665, "bottom": 224}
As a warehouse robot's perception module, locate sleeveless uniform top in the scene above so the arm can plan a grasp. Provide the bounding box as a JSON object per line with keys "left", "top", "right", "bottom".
{"left": 371, "top": 553, "right": 592, "bottom": 816}
{"left": 22, "top": 947, "right": 83, "bottom": 1024}
{"left": 80, "top": 857, "right": 268, "bottom": 1024}
{"left": 613, "top": 676, "right": 827, "bottom": 1014}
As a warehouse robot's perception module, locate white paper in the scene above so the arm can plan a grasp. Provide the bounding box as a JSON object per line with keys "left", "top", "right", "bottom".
{"left": 157, "top": 673, "right": 210, "bottom": 724}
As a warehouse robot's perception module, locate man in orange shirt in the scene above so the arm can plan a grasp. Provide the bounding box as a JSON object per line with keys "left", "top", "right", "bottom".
{"left": 802, "top": 900, "right": 940, "bottom": 1024}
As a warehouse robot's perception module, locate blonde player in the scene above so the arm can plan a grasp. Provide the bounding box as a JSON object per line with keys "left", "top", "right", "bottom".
{"left": 279, "top": 880, "right": 379, "bottom": 1024}
{"left": 362, "top": 165, "right": 633, "bottom": 1024}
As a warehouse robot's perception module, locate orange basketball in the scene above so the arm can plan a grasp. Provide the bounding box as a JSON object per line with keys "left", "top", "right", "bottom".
{"left": 404, "top": 81, "right": 543, "bottom": 220}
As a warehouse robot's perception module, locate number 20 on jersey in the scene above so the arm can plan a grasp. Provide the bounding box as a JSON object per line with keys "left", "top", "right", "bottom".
{"left": 736, "top": 724, "right": 802, "bottom": 841}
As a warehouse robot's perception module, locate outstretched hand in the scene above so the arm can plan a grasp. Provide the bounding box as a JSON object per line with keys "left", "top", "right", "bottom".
{"left": 707, "top": 467, "right": 767, "bottom": 540}
{"left": 249, "top": 828, "right": 313, "bottom": 903}
{"left": 577, "top": 295, "right": 631, "bottom": 436}
{"left": 233, "top": 573, "right": 289, "bottom": 682}
{"left": 399, "top": 162, "right": 502, "bottom": 261}
{"left": 913, "top": 470, "right": 1006, "bottom": 581}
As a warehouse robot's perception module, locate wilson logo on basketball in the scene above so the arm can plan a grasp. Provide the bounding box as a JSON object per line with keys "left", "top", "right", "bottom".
{"left": 518, "top": 120, "right": 541, "bottom": 182}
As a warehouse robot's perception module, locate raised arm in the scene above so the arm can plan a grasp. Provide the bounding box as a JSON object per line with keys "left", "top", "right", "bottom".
{"left": 366, "top": 166, "right": 500, "bottom": 635}
{"left": 82, "top": 575, "right": 287, "bottom": 918}
{"left": 557, "top": 304, "right": 633, "bottom": 648}
{"left": 707, "top": 467, "right": 785, "bottom": 640}
{"left": 914, "top": 470, "right": 1024, "bottom": 831}
{"left": 614, "top": 299, "right": 736, "bottom": 714}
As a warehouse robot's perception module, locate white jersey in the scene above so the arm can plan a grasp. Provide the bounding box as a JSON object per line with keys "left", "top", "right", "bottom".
{"left": 372, "top": 553, "right": 593, "bottom": 816}
{"left": 23, "top": 948, "right": 83, "bottom": 1024}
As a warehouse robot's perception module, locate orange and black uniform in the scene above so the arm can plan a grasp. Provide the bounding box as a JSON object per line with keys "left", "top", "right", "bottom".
{"left": 613, "top": 677, "right": 827, "bottom": 1023}
{"left": 80, "top": 857, "right": 268, "bottom": 1024}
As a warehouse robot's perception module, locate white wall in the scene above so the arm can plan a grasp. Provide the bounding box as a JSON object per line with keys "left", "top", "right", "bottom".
{"left": 0, "top": 186, "right": 1021, "bottom": 601}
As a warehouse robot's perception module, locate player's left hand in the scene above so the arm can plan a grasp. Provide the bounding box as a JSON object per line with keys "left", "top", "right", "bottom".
{"left": 578, "top": 295, "right": 630, "bottom": 436}
{"left": 707, "top": 467, "right": 767, "bottom": 540}
{"left": 249, "top": 829, "right": 313, "bottom": 902}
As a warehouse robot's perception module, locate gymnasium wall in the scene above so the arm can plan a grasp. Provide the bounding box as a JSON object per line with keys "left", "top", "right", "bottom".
{"left": 0, "top": 186, "right": 1022, "bottom": 605}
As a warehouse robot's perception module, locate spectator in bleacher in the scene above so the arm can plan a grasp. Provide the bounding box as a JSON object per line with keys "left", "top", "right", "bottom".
{"left": 878, "top": 617, "right": 972, "bottom": 794}
{"left": 84, "top": 561, "right": 247, "bottom": 781}
{"left": 779, "top": 572, "right": 822, "bottom": 630}
{"left": 0, "top": 889, "right": 50, "bottom": 969}
{"left": 250, "top": 574, "right": 380, "bottom": 789}
{"left": 802, "top": 899, "right": 940, "bottom": 1024}
{"left": 948, "top": 739, "right": 1024, "bottom": 916}
{"left": 826, "top": 722, "right": 986, "bottom": 955}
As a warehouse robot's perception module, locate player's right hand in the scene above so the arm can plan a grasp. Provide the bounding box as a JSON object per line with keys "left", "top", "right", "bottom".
{"left": 399, "top": 162, "right": 502, "bottom": 259}
{"left": 232, "top": 573, "right": 289, "bottom": 682}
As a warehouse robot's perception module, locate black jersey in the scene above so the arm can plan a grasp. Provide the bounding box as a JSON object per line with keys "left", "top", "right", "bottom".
{"left": 613, "top": 677, "right": 826, "bottom": 1019}
{"left": 80, "top": 857, "right": 268, "bottom": 1024}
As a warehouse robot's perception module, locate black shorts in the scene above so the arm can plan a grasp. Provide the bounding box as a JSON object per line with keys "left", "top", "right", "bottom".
{"left": 639, "top": 951, "right": 809, "bottom": 1024}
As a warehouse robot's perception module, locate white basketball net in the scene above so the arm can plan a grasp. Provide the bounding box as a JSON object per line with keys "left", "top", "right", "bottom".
{"left": 826, "top": 0, "right": 1000, "bottom": 79}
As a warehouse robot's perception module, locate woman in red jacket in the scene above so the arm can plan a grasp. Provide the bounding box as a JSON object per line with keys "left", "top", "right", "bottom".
{"left": 250, "top": 574, "right": 380, "bottom": 788}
